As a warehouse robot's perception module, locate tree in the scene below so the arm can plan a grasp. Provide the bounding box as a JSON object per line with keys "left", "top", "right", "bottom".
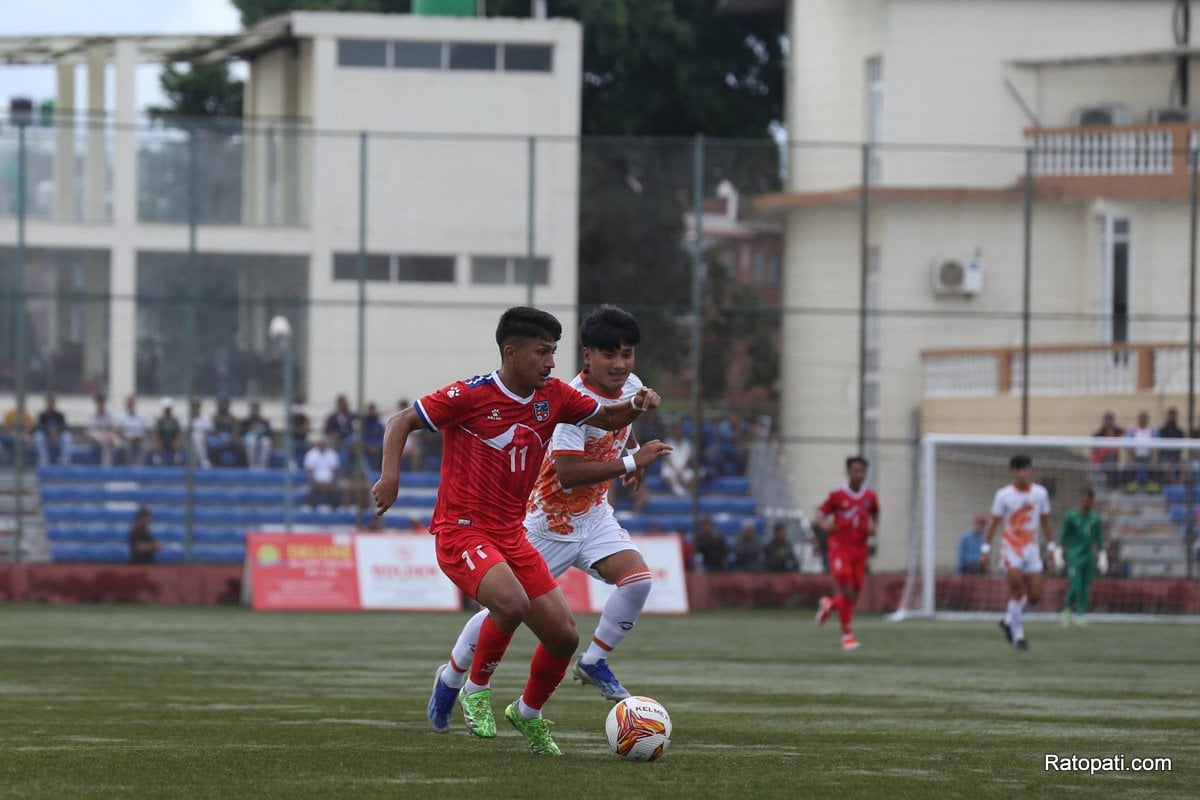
{"left": 149, "top": 63, "right": 244, "bottom": 119}
{"left": 490, "top": 0, "right": 784, "bottom": 138}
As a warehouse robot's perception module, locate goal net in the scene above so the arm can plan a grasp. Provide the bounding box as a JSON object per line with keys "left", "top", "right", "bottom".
{"left": 891, "top": 433, "right": 1200, "bottom": 620}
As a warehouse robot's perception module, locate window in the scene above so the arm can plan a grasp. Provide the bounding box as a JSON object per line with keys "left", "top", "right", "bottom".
{"left": 471, "top": 257, "right": 508, "bottom": 285}
{"left": 504, "top": 44, "right": 552, "bottom": 72}
{"left": 394, "top": 40, "right": 442, "bottom": 69}
{"left": 397, "top": 256, "right": 455, "bottom": 283}
{"left": 470, "top": 255, "right": 549, "bottom": 286}
{"left": 866, "top": 56, "right": 883, "bottom": 183}
{"left": 1100, "top": 216, "right": 1131, "bottom": 343}
{"left": 338, "top": 39, "right": 388, "bottom": 68}
{"left": 333, "top": 253, "right": 391, "bottom": 282}
{"left": 340, "top": 39, "right": 553, "bottom": 74}
{"left": 449, "top": 43, "right": 497, "bottom": 71}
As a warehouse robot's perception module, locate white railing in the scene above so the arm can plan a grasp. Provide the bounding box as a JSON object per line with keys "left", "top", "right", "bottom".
{"left": 1028, "top": 127, "right": 1175, "bottom": 177}
{"left": 922, "top": 343, "right": 1194, "bottom": 397}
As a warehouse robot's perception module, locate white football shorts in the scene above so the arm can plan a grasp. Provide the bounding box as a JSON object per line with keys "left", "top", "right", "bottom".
{"left": 527, "top": 515, "right": 640, "bottom": 583}
{"left": 1001, "top": 540, "right": 1044, "bottom": 575}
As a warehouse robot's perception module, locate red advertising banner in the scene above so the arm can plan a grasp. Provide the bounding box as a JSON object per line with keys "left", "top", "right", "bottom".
{"left": 247, "top": 532, "right": 360, "bottom": 610}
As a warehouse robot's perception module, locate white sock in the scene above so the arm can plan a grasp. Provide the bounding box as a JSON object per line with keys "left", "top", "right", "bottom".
{"left": 1007, "top": 597, "right": 1025, "bottom": 641}
{"left": 464, "top": 679, "right": 489, "bottom": 694}
{"left": 516, "top": 696, "right": 540, "bottom": 719}
{"left": 581, "top": 570, "right": 652, "bottom": 664}
{"left": 444, "top": 609, "right": 487, "bottom": 688}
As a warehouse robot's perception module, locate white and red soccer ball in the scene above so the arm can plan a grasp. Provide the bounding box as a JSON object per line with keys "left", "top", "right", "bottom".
{"left": 605, "top": 696, "right": 672, "bottom": 762}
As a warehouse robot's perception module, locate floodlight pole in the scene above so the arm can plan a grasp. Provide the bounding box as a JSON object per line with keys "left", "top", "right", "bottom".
{"left": 1020, "top": 147, "right": 1033, "bottom": 435}
{"left": 271, "top": 316, "right": 295, "bottom": 533}
{"left": 1188, "top": 145, "right": 1198, "bottom": 580}
{"left": 12, "top": 114, "right": 29, "bottom": 563}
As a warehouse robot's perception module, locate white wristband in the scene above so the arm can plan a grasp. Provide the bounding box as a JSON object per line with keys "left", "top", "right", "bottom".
{"left": 622, "top": 454, "right": 637, "bottom": 474}
{"left": 630, "top": 394, "right": 644, "bottom": 412}
{"left": 980, "top": 543, "right": 991, "bottom": 555}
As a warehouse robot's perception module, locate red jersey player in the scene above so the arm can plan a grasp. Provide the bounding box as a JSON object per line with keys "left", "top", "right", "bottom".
{"left": 813, "top": 455, "right": 879, "bottom": 651}
{"left": 371, "top": 306, "right": 660, "bottom": 756}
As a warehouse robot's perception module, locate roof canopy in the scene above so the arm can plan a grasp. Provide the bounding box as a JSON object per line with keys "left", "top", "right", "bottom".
{"left": 1012, "top": 46, "right": 1200, "bottom": 69}
{"left": 0, "top": 16, "right": 292, "bottom": 66}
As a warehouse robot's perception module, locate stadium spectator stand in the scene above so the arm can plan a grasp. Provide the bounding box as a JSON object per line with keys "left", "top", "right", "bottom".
{"left": 39, "top": 467, "right": 767, "bottom": 565}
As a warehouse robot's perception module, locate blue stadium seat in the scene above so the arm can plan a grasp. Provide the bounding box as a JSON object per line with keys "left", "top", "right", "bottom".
{"left": 699, "top": 497, "right": 758, "bottom": 516}
{"left": 193, "top": 544, "right": 245, "bottom": 564}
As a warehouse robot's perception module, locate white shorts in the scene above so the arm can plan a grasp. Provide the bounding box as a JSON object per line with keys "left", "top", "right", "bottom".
{"left": 1002, "top": 540, "right": 1044, "bottom": 575}
{"left": 527, "top": 515, "right": 640, "bottom": 583}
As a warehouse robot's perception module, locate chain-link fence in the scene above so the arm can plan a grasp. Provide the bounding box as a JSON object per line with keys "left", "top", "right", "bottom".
{"left": 1, "top": 113, "right": 1198, "bottom": 582}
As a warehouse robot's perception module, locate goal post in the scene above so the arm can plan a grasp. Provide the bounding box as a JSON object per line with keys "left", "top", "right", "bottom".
{"left": 891, "top": 433, "right": 1200, "bottom": 620}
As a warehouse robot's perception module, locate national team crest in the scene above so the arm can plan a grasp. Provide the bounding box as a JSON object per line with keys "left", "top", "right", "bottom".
{"left": 533, "top": 400, "right": 551, "bottom": 422}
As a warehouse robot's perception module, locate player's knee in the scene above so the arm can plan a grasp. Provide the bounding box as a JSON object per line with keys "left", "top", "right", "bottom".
{"left": 486, "top": 592, "right": 530, "bottom": 629}
{"left": 541, "top": 617, "right": 579, "bottom": 659}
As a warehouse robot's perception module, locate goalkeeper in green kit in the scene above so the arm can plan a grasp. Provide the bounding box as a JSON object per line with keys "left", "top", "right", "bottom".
{"left": 1058, "top": 486, "right": 1106, "bottom": 626}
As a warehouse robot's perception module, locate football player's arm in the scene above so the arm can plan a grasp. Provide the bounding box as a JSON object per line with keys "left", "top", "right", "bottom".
{"left": 583, "top": 386, "right": 662, "bottom": 431}
{"left": 980, "top": 514, "right": 1001, "bottom": 564}
{"left": 371, "top": 407, "right": 424, "bottom": 515}
{"left": 555, "top": 439, "right": 674, "bottom": 490}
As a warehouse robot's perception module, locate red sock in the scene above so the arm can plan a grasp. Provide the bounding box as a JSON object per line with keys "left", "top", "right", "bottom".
{"left": 836, "top": 594, "right": 855, "bottom": 635}
{"left": 521, "top": 643, "right": 571, "bottom": 711}
{"left": 470, "top": 615, "right": 515, "bottom": 686}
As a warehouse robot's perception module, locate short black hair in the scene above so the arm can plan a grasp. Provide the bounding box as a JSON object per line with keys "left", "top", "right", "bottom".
{"left": 495, "top": 306, "right": 562, "bottom": 351}
{"left": 1009, "top": 454, "right": 1032, "bottom": 470}
{"left": 580, "top": 304, "right": 641, "bottom": 351}
{"left": 1080, "top": 485, "right": 1094, "bottom": 498}
{"left": 846, "top": 455, "right": 868, "bottom": 470}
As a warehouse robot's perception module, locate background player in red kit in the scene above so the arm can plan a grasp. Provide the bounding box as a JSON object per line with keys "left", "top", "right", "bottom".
{"left": 813, "top": 455, "right": 879, "bottom": 651}
{"left": 371, "top": 306, "right": 660, "bottom": 755}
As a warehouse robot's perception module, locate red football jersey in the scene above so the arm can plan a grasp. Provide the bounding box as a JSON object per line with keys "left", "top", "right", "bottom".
{"left": 414, "top": 371, "right": 600, "bottom": 543}
{"left": 818, "top": 484, "right": 879, "bottom": 551}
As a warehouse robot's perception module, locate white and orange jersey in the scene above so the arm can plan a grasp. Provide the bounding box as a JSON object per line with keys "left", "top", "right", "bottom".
{"left": 990, "top": 482, "right": 1051, "bottom": 551}
{"left": 524, "top": 371, "right": 642, "bottom": 542}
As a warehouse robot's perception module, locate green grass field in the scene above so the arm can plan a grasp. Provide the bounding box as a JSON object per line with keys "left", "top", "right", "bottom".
{"left": 0, "top": 605, "right": 1195, "bottom": 799}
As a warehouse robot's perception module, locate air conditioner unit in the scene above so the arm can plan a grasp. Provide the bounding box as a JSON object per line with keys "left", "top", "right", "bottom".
{"left": 1148, "top": 107, "right": 1191, "bottom": 124}
{"left": 931, "top": 257, "right": 983, "bottom": 296}
{"left": 1072, "top": 104, "right": 1134, "bottom": 127}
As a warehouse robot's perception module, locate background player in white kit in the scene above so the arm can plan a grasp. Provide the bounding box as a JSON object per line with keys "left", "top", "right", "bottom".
{"left": 427, "top": 306, "right": 673, "bottom": 730}
{"left": 981, "top": 454, "right": 1058, "bottom": 650}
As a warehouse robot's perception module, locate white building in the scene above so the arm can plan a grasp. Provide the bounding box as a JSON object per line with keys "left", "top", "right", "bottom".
{"left": 0, "top": 10, "right": 582, "bottom": 423}
{"left": 729, "top": 0, "right": 1197, "bottom": 569}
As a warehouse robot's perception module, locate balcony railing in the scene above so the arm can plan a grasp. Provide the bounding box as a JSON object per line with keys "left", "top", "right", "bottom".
{"left": 922, "top": 342, "right": 1198, "bottom": 398}
{"left": 1025, "top": 123, "right": 1197, "bottom": 197}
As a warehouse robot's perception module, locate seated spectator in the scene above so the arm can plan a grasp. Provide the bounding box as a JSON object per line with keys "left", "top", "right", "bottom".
{"left": 1158, "top": 407, "right": 1185, "bottom": 485}
{"left": 361, "top": 401, "right": 385, "bottom": 473}
{"left": 209, "top": 396, "right": 243, "bottom": 467}
{"left": 115, "top": 395, "right": 149, "bottom": 466}
{"left": 1123, "top": 410, "right": 1158, "bottom": 493}
{"left": 189, "top": 399, "right": 214, "bottom": 469}
{"left": 661, "top": 421, "right": 697, "bottom": 497}
{"left": 763, "top": 522, "right": 799, "bottom": 572}
{"left": 956, "top": 514, "right": 988, "bottom": 575}
{"left": 241, "top": 401, "right": 274, "bottom": 470}
{"left": 731, "top": 520, "right": 764, "bottom": 571}
{"left": 33, "top": 393, "right": 73, "bottom": 466}
{"left": 87, "top": 393, "right": 120, "bottom": 467}
{"left": 1090, "top": 411, "right": 1123, "bottom": 488}
{"left": 128, "top": 506, "right": 162, "bottom": 564}
{"left": 303, "top": 437, "right": 343, "bottom": 508}
{"left": 151, "top": 398, "right": 184, "bottom": 466}
{"left": 1, "top": 404, "right": 33, "bottom": 465}
{"left": 693, "top": 516, "right": 728, "bottom": 572}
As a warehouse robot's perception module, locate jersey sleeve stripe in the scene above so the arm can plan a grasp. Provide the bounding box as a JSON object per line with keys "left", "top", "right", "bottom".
{"left": 575, "top": 400, "right": 601, "bottom": 426}
{"left": 413, "top": 399, "right": 437, "bottom": 432}
{"left": 552, "top": 448, "right": 586, "bottom": 457}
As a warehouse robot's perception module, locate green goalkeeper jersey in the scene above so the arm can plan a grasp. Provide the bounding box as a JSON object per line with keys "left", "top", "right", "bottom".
{"left": 1058, "top": 507, "right": 1103, "bottom": 564}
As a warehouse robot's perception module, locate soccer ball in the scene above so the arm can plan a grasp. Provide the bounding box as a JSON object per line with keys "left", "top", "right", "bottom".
{"left": 605, "top": 696, "right": 672, "bottom": 762}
